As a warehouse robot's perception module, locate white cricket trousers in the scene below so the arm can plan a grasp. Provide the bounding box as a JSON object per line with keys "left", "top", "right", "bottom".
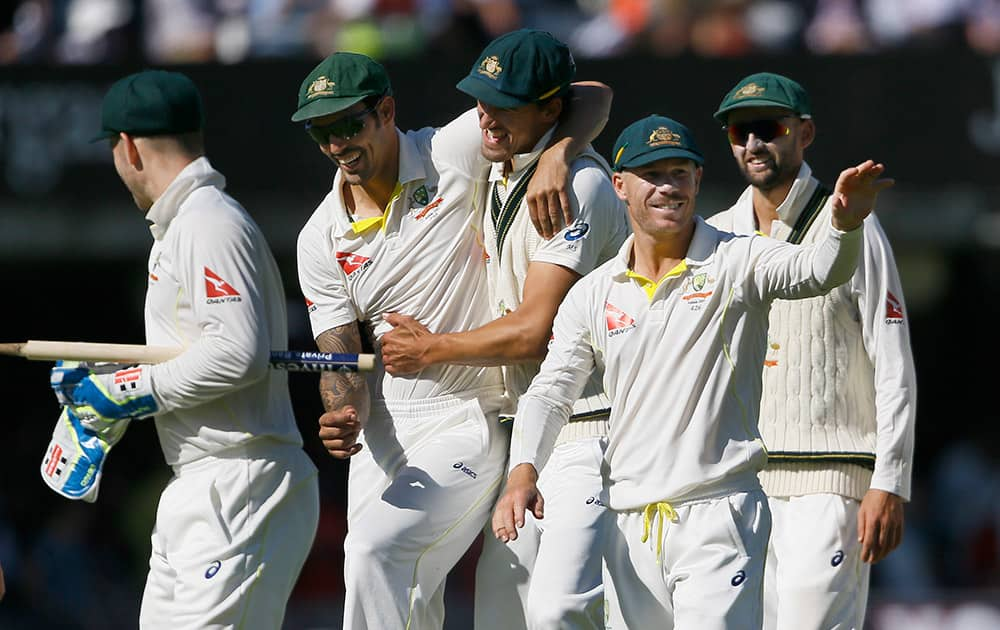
{"left": 343, "top": 388, "right": 508, "bottom": 630}
{"left": 474, "top": 436, "right": 609, "bottom": 630}
{"left": 139, "top": 440, "right": 320, "bottom": 629}
{"left": 604, "top": 489, "right": 771, "bottom": 630}
{"left": 764, "top": 494, "right": 870, "bottom": 630}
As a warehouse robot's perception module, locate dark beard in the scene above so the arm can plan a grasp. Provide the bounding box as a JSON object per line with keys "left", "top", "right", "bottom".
{"left": 740, "top": 157, "right": 793, "bottom": 192}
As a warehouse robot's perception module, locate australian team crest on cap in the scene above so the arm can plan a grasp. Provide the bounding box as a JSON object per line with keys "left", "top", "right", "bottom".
{"left": 648, "top": 127, "right": 682, "bottom": 147}
{"left": 478, "top": 55, "right": 503, "bottom": 79}
{"left": 734, "top": 82, "right": 766, "bottom": 100}
{"left": 307, "top": 76, "right": 336, "bottom": 100}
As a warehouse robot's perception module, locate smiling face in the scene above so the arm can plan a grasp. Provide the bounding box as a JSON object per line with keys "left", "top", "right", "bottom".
{"left": 613, "top": 157, "right": 702, "bottom": 240}
{"left": 726, "top": 106, "right": 813, "bottom": 192}
{"left": 308, "top": 96, "right": 396, "bottom": 186}
{"left": 476, "top": 98, "right": 562, "bottom": 164}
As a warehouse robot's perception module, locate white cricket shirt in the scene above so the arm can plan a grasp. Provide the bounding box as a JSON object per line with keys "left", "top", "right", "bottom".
{"left": 297, "top": 109, "right": 504, "bottom": 400}
{"left": 512, "top": 216, "right": 864, "bottom": 510}
{"left": 144, "top": 157, "right": 301, "bottom": 467}
{"left": 709, "top": 162, "right": 917, "bottom": 501}
{"left": 483, "top": 128, "right": 630, "bottom": 423}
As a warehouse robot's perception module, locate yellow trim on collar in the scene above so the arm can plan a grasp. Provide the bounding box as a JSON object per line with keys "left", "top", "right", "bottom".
{"left": 625, "top": 260, "right": 687, "bottom": 301}
{"left": 350, "top": 182, "right": 403, "bottom": 234}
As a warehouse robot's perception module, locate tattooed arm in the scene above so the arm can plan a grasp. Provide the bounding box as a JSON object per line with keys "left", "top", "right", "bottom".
{"left": 315, "top": 322, "right": 370, "bottom": 458}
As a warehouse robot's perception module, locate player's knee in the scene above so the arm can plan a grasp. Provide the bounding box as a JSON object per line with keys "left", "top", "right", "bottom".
{"left": 344, "top": 536, "right": 395, "bottom": 569}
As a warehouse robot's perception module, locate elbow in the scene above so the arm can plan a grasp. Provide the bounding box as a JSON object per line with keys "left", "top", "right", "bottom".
{"left": 515, "top": 331, "right": 552, "bottom": 362}
{"left": 224, "top": 337, "right": 270, "bottom": 384}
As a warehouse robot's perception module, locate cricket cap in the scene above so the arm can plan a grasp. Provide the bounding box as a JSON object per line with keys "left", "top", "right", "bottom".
{"left": 291, "top": 52, "right": 392, "bottom": 122}
{"left": 92, "top": 70, "right": 204, "bottom": 142}
{"left": 457, "top": 29, "right": 575, "bottom": 109}
{"left": 714, "top": 72, "right": 812, "bottom": 124}
{"left": 611, "top": 115, "right": 704, "bottom": 172}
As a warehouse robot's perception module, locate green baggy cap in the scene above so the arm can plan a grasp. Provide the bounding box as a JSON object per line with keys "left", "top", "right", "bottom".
{"left": 92, "top": 70, "right": 204, "bottom": 142}
{"left": 611, "top": 115, "right": 704, "bottom": 172}
{"left": 714, "top": 72, "right": 812, "bottom": 124}
{"left": 456, "top": 29, "right": 575, "bottom": 109}
{"left": 291, "top": 52, "right": 392, "bottom": 122}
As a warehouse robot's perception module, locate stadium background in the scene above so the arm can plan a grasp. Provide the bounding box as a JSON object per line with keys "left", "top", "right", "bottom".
{"left": 0, "top": 1, "right": 998, "bottom": 628}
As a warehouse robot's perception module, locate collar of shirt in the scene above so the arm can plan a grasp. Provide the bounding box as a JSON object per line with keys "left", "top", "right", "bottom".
{"left": 146, "top": 156, "right": 226, "bottom": 241}
{"left": 610, "top": 216, "right": 719, "bottom": 281}
{"left": 730, "top": 161, "right": 819, "bottom": 236}
{"left": 488, "top": 125, "right": 557, "bottom": 185}
{"left": 329, "top": 127, "right": 426, "bottom": 238}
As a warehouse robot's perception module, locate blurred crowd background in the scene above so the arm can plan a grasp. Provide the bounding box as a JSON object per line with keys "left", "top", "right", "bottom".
{"left": 2, "top": 0, "right": 1000, "bottom": 65}
{"left": 1, "top": 1, "right": 999, "bottom": 629}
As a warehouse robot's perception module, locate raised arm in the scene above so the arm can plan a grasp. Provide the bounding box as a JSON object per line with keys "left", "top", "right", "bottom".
{"left": 527, "top": 81, "right": 613, "bottom": 238}
{"left": 315, "top": 322, "right": 369, "bottom": 458}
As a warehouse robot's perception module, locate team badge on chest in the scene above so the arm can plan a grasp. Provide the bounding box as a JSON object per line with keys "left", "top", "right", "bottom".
{"left": 681, "top": 272, "right": 714, "bottom": 310}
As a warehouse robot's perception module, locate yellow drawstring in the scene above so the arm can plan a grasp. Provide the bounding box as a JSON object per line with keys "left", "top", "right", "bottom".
{"left": 641, "top": 501, "right": 678, "bottom": 564}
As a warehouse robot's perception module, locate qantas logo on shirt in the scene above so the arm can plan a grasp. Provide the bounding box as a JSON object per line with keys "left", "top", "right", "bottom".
{"left": 336, "top": 252, "right": 372, "bottom": 278}
{"left": 885, "top": 291, "right": 904, "bottom": 323}
{"left": 606, "top": 302, "right": 636, "bottom": 337}
{"left": 204, "top": 267, "right": 242, "bottom": 304}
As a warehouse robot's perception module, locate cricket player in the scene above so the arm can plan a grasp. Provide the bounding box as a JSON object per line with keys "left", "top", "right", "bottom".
{"left": 50, "top": 70, "right": 319, "bottom": 628}
{"left": 707, "top": 72, "right": 917, "bottom": 630}
{"left": 292, "top": 51, "right": 610, "bottom": 630}
{"left": 494, "top": 114, "right": 895, "bottom": 629}
{"left": 379, "top": 29, "right": 629, "bottom": 630}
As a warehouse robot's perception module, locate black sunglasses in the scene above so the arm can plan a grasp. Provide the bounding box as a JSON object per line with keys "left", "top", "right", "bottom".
{"left": 305, "top": 99, "right": 382, "bottom": 144}
{"left": 725, "top": 118, "right": 793, "bottom": 146}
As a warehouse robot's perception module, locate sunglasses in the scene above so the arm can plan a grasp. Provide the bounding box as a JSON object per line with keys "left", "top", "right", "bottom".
{"left": 305, "top": 99, "right": 381, "bottom": 144}
{"left": 725, "top": 118, "right": 793, "bottom": 146}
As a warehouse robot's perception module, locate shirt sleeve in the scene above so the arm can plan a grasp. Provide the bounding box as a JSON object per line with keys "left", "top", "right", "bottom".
{"left": 531, "top": 159, "right": 629, "bottom": 276}
{"left": 854, "top": 216, "right": 917, "bottom": 500}
{"left": 429, "top": 108, "right": 490, "bottom": 180}
{"left": 511, "top": 282, "right": 597, "bottom": 472}
{"left": 149, "top": 201, "right": 271, "bottom": 412}
{"left": 296, "top": 215, "right": 358, "bottom": 339}
{"left": 742, "top": 220, "right": 863, "bottom": 307}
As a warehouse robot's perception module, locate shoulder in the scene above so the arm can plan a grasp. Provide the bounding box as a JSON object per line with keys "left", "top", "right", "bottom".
{"left": 704, "top": 206, "right": 736, "bottom": 231}
{"left": 175, "top": 186, "right": 254, "bottom": 238}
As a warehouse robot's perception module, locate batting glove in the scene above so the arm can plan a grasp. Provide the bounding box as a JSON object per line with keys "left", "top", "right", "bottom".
{"left": 40, "top": 405, "right": 131, "bottom": 502}
{"left": 51, "top": 361, "right": 160, "bottom": 423}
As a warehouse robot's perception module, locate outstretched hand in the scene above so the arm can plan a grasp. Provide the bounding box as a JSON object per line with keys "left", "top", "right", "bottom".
{"left": 381, "top": 313, "right": 434, "bottom": 375}
{"left": 492, "top": 464, "right": 544, "bottom": 543}
{"left": 831, "top": 160, "right": 895, "bottom": 232}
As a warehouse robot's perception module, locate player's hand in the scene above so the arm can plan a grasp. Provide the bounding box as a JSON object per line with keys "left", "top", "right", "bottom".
{"left": 318, "top": 406, "right": 362, "bottom": 459}
{"left": 527, "top": 144, "right": 574, "bottom": 239}
{"left": 857, "top": 488, "right": 904, "bottom": 564}
{"left": 830, "top": 160, "right": 895, "bottom": 232}
{"left": 492, "top": 463, "right": 544, "bottom": 543}
{"left": 51, "top": 362, "right": 159, "bottom": 423}
{"left": 381, "top": 313, "right": 434, "bottom": 375}
{"left": 0, "top": 558, "right": 5, "bottom": 601}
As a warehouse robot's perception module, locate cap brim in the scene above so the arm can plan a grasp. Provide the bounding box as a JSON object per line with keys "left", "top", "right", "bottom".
{"left": 618, "top": 147, "right": 704, "bottom": 171}
{"left": 89, "top": 130, "right": 117, "bottom": 143}
{"left": 713, "top": 99, "right": 801, "bottom": 123}
{"left": 456, "top": 76, "right": 530, "bottom": 109}
{"left": 291, "top": 95, "right": 367, "bottom": 123}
